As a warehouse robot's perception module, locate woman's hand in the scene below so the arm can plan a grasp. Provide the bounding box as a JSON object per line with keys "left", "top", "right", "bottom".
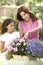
{"left": 19, "top": 32, "right": 29, "bottom": 43}
{"left": 13, "top": 38, "right": 20, "bottom": 43}
{"left": 23, "top": 32, "right": 29, "bottom": 40}
{"left": 19, "top": 38, "right": 25, "bottom": 43}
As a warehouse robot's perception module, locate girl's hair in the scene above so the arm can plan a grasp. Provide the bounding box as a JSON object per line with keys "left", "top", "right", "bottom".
{"left": 1, "top": 18, "right": 15, "bottom": 34}
{"left": 17, "top": 6, "right": 38, "bottom": 22}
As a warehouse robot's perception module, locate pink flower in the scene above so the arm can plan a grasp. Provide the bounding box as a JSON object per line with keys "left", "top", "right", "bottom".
{"left": 22, "top": 49, "right": 24, "bottom": 51}
{"left": 13, "top": 47, "right": 18, "bottom": 52}
{"left": 19, "top": 38, "right": 25, "bottom": 43}
{"left": 23, "top": 42, "right": 26, "bottom": 46}
{"left": 7, "top": 46, "right": 13, "bottom": 51}
{"left": 16, "top": 43, "right": 21, "bottom": 46}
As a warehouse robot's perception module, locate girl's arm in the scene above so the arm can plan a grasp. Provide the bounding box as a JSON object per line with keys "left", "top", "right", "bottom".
{"left": 0, "top": 41, "right": 7, "bottom": 53}
{"left": 24, "top": 20, "right": 42, "bottom": 39}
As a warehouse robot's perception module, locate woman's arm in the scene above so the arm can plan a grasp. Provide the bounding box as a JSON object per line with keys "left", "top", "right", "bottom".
{"left": 0, "top": 41, "right": 7, "bottom": 53}
{"left": 24, "top": 20, "right": 42, "bottom": 39}
{"left": 19, "top": 29, "right": 23, "bottom": 38}
{"left": 28, "top": 20, "right": 42, "bottom": 33}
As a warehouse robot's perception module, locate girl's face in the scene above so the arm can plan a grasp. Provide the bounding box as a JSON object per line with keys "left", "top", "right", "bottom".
{"left": 6, "top": 22, "right": 15, "bottom": 33}
{"left": 20, "top": 11, "right": 30, "bottom": 22}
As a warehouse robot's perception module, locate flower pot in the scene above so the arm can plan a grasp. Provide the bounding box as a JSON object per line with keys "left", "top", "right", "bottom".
{"left": 8, "top": 55, "right": 29, "bottom": 65}
{"left": 8, "top": 55, "right": 43, "bottom": 65}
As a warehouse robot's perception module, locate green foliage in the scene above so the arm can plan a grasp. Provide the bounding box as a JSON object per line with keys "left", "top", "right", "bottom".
{"left": 15, "top": 0, "right": 26, "bottom": 6}
{"left": 5, "top": 51, "right": 13, "bottom": 60}
{"left": 10, "top": 13, "right": 14, "bottom": 19}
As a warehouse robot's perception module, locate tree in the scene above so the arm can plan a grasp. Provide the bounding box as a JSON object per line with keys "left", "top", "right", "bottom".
{"left": 15, "top": 0, "right": 26, "bottom": 6}
{"left": 0, "top": 0, "right": 26, "bottom": 6}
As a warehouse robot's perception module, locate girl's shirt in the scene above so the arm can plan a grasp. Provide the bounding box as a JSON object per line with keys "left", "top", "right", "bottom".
{"left": 0, "top": 32, "right": 20, "bottom": 58}
{"left": 0, "top": 32, "right": 20, "bottom": 47}
{"left": 18, "top": 20, "right": 41, "bottom": 40}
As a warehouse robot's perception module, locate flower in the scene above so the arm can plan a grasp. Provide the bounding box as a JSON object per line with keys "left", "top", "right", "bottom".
{"left": 27, "top": 39, "right": 43, "bottom": 57}
{"left": 13, "top": 47, "right": 18, "bottom": 52}
{"left": 7, "top": 46, "right": 13, "bottom": 51}
{"left": 19, "top": 38, "right": 25, "bottom": 43}
{"left": 6, "top": 39, "right": 43, "bottom": 60}
{"left": 16, "top": 43, "right": 21, "bottom": 46}
{"left": 6, "top": 39, "right": 27, "bottom": 60}
{"left": 22, "top": 48, "right": 24, "bottom": 51}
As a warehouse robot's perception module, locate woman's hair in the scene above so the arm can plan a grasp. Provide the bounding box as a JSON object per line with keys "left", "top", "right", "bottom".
{"left": 17, "top": 6, "right": 38, "bottom": 22}
{"left": 1, "top": 18, "right": 15, "bottom": 34}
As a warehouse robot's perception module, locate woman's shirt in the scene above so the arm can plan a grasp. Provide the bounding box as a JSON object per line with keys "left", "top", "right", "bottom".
{"left": 18, "top": 20, "right": 40, "bottom": 40}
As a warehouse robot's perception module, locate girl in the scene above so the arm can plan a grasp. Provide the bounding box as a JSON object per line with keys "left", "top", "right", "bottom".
{"left": 0, "top": 18, "right": 20, "bottom": 65}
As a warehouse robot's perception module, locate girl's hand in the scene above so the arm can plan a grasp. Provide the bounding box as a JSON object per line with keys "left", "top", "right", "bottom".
{"left": 0, "top": 41, "right": 7, "bottom": 53}
{"left": 24, "top": 32, "right": 29, "bottom": 40}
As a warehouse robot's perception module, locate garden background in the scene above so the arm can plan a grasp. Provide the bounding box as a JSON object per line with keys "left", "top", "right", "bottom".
{"left": 0, "top": 0, "right": 43, "bottom": 65}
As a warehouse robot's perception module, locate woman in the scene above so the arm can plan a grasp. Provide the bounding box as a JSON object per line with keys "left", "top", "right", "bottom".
{"left": 17, "top": 6, "right": 43, "bottom": 65}
{"left": 17, "top": 6, "right": 42, "bottom": 40}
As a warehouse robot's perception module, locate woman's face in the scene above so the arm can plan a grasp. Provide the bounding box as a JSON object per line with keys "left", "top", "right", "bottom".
{"left": 20, "top": 11, "right": 30, "bottom": 22}
{"left": 6, "top": 22, "right": 15, "bottom": 33}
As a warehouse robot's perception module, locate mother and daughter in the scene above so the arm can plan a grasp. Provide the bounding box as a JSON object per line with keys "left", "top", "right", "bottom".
{"left": 0, "top": 6, "right": 43, "bottom": 65}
